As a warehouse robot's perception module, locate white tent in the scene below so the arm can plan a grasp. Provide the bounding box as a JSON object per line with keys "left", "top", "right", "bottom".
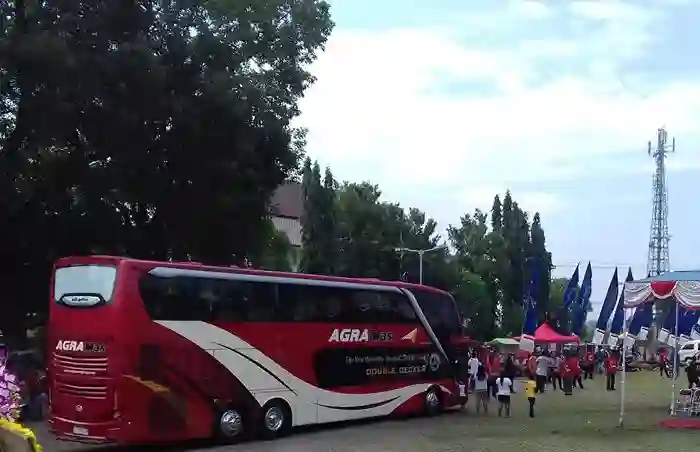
{"left": 620, "top": 271, "right": 700, "bottom": 426}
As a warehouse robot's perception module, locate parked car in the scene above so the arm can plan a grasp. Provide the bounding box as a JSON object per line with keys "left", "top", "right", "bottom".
{"left": 679, "top": 340, "right": 700, "bottom": 366}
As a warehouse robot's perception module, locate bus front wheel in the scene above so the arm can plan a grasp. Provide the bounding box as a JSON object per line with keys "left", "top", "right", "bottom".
{"left": 260, "top": 399, "right": 292, "bottom": 439}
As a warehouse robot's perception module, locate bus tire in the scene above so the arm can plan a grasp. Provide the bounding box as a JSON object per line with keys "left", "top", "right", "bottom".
{"left": 424, "top": 386, "right": 442, "bottom": 417}
{"left": 259, "top": 399, "right": 292, "bottom": 439}
{"left": 214, "top": 408, "right": 245, "bottom": 443}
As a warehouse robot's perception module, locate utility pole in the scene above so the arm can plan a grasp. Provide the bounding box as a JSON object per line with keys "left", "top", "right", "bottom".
{"left": 647, "top": 127, "right": 674, "bottom": 277}
{"left": 394, "top": 245, "right": 447, "bottom": 284}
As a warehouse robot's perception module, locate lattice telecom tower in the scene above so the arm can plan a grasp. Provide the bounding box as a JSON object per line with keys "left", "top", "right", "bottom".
{"left": 647, "top": 127, "right": 675, "bottom": 276}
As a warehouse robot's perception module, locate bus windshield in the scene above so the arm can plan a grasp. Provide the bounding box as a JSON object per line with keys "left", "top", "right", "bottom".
{"left": 54, "top": 265, "right": 117, "bottom": 307}
{"left": 411, "top": 289, "right": 461, "bottom": 336}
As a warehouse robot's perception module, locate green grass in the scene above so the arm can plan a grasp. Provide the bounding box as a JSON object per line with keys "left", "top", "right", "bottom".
{"left": 435, "top": 371, "right": 698, "bottom": 452}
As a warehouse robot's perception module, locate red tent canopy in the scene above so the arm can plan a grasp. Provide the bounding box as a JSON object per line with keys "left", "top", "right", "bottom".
{"left": 514, "top": 324, "right": 579, "bottom": 344}
{"left": 533, "top": 324, "right": 579, "bottom": 343}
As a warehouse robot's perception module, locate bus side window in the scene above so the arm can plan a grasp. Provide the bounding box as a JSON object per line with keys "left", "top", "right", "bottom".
{"left": 347, "top": 290, "right": 378, "bottom": 324}
{"left": 139, "top": 275, "right": 209, "bottom": 321}
{"left": 278, "top": 284, "right": 334, "bottom": 322}
{"left": 350, "top": 290, "right": 417, "bottom": 324}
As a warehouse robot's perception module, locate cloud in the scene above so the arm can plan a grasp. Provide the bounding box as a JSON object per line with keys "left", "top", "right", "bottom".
{"left": 296, "top": 0, "right": 700, "bottom": 226}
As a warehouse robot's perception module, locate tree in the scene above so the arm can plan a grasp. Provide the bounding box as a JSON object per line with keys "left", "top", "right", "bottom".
{"left": 249, "top": 222, "right": 295, "bottom": 272}
{"left": 491, "top": 195, "right": 502, "bottom": 233}
{"left": 448, "top": 210, "right": 505, "bottom": 338}
{"left": 300, "top": 159, "right": 339, "bottom": 274}
{"left": 529, "top": 212, "right": 552, "bottom": 322}
{"left": 0, "top": 0, "right": 334, "bottom": 343}
{"left": 498, "top": 193, "right": 531, "bottom": 335}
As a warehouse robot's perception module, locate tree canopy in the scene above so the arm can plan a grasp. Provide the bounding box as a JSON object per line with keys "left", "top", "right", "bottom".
{"left": 1, "top": 0, "right": 570, "bottom": 345}
{"left": 0, "top": 0, "right": 333, "bottom": 344}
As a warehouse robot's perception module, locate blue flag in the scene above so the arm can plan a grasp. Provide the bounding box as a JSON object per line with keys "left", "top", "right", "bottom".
{"left": 562, "top": 264, "right": 580, "bottom": 309}
{"left": 609, "top": 268, "right": 633, "bottom": 335}
{"left": 572, "top": 262, "right": 592, "bottom": 336}
{"left": 679, "top": 308, "right": 700, "bottom": 336}
{"left": 522, "top": 261, "right": 539, "bottom": 336}
{"left": 595, "top": 268, "right": 619, "bottom": 331}
{"left": 662, "top": 302, "right": 679, "bottom": 333}
{"left": 628, "top": 302, "right": 654, "bottom": 338}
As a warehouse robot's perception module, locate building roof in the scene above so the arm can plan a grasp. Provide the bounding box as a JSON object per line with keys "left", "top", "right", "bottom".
{"left": 270, "top": 182, "right": 303, "bottom": 219}
{"left": 635, "top": 270, "right": 700, "bottom": 283}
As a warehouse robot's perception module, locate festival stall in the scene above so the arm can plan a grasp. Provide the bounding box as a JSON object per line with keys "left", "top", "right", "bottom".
{"left": 621, "top": 271, "right": 700, "bottom": 427}
{"left": 487, "top": 338, "right": 520, "bottom": 354}
{"left": 532, "top": 324, "right": 580, "bottom": 344}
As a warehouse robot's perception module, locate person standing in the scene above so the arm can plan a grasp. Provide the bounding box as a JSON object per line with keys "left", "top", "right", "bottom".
{"left": 526, "top": 353, "right": 536, "bottom": 380}
{"left": 595, "top": 347, "right": 607, "bottom": 374}
{"left": 495, "top": 374, "right": 513, "bottom": 417}
{"left": 523, "top": 376, "right": 537, "bottom": 418}
{"left": 659, "top": 348, "right": 669, "bottom": 377}
{"left": 570, "top": 353, "right": 583, "bottom": 389}
{"left": 473, "top": 364, "right": 490, "bottom": 414}
{"left": 535, "top": 352, "right": 549, "bottom": 394}
{"left": 606, "top": 351, "right": 618, "bottom": 390}
{"left": 560, "top": 354, "right": 573, "bottom": 395}
{"left": 584, "top": 349, "right": 595, "bottom": 379}
{"left": 467, "top": 351, "right": 480, "bottom": 391}
{"left": 687, "top": 354, "right": 700, "bottom": 389}
{"left": 503, "top": 355, "right": 517, "bottom": 394}
{"left": 488, "top": 352, "right": 501, "bottom": 398}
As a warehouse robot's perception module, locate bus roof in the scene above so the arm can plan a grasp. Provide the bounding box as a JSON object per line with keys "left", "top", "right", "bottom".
{"left": 55, "top": 255, "right": 450, "bottom": 296}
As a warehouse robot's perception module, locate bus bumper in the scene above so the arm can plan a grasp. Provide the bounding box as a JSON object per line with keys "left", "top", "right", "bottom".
{"left": 48, "top": 415, "right": 120, "bottom": 444}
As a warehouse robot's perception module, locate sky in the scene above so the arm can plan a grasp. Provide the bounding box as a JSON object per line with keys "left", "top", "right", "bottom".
{"left": 294, "top": 0, "right": 700, "bottom": 319}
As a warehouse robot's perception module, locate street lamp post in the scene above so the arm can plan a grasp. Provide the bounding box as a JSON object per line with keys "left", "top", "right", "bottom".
{"left": 394, "top": 245, "right": 447, "bottom": 284}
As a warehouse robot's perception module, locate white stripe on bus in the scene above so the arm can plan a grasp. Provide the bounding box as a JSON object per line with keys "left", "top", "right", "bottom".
{"left": 155, "top": 320, "right": 443, "bottom": 426}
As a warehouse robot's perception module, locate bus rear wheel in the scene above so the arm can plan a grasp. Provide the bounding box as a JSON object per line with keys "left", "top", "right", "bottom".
{"left": 424, "top": 386, "right": 442, "bottom": 416}
{"left": 260, "top": 400, "right": 292, "bottom": 439}
{"left": 216, "top": 409, "right": 244, "bottom": 442}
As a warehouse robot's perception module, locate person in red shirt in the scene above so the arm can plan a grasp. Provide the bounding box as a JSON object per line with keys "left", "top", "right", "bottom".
{"left": 606, "top": 351, "right": 619, "bottom": 390}
{"left": 570, "top": 354, "right": 583, "bottom": 389}
{"left": 560, "top": 353, "right": 574, "bottom": 395}
{"left": 583, "top": 350, "right": 595, "bottom": 380}
{"left": 488, "top": 353, "right": 501, "bottom": 398}
{"left": 526, "top": 354, "right": 537, "bottom": 380}
{"left": 659, "top": 348, "right": 670, "bottom": 377}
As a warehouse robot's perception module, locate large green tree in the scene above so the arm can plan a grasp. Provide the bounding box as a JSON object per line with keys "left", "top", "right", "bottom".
{"left": 300, "top": 159, "right": 338, "bottom": 274}
{"left": 448, "top": 209, "right": 505, "bottom": 339}
{"left": 0, "top": 0, "right": 333, "bottom": 343}
{"left": 529, "top": 212, "right": 552, "bottom": 322}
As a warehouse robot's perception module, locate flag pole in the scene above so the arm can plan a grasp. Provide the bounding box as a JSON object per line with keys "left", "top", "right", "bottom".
{"left": 619, "top": 306, "right": 628, "bottom": 427}
{"left": 670, "top": 302, "right": 680, "bottom": 415}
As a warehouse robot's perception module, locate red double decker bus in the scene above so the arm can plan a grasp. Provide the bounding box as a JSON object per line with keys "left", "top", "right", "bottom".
{"left": 48, "top": 256, "right": 466, "bottom": 445}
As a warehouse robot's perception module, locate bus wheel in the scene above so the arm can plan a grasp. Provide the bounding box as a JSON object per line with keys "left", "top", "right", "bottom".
{"left": 260, "top": 400, "right": 291, "bottom": 439}
{"left": 217, "top": 409, "right": 244, "bottom": 441}
{"left": 424, "top": 386, "right": 442, "bottom": 416}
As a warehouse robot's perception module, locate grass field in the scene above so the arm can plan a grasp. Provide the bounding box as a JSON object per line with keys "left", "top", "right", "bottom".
{"left": 444, "top": 371, "right": 697, "bottom": 452}
{"left": 37, "top": 370, "right": 700, "bottom": 452}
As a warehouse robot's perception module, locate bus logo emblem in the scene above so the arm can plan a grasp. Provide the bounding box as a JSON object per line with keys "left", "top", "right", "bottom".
{"left": 56, "top": 340, "right": 85, "bottom": 352}
{"left": 328, "top": 329, "right": 392, "bottom": 343}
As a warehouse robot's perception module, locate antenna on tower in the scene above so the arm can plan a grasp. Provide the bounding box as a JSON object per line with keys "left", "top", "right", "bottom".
{"left": 647, "top": 127, "right": 674, "bottom": 277}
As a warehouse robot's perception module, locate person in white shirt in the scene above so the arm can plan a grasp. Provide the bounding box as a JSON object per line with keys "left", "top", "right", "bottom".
{"left": 467, "top": 351, "right": 481, "bottom": 390}
{"left": 473, "top": 364, "right": 490, "bottom": 414}
{"left": 495, "top": 374, "right": 513, "bottom": 417}
{"left": 535, "top": 352, "right": 550, "bottom": 393}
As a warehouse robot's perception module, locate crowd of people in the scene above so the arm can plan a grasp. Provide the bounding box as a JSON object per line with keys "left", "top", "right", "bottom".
{"left": 461, "top": 345, "right": 623, "bottom": 417}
